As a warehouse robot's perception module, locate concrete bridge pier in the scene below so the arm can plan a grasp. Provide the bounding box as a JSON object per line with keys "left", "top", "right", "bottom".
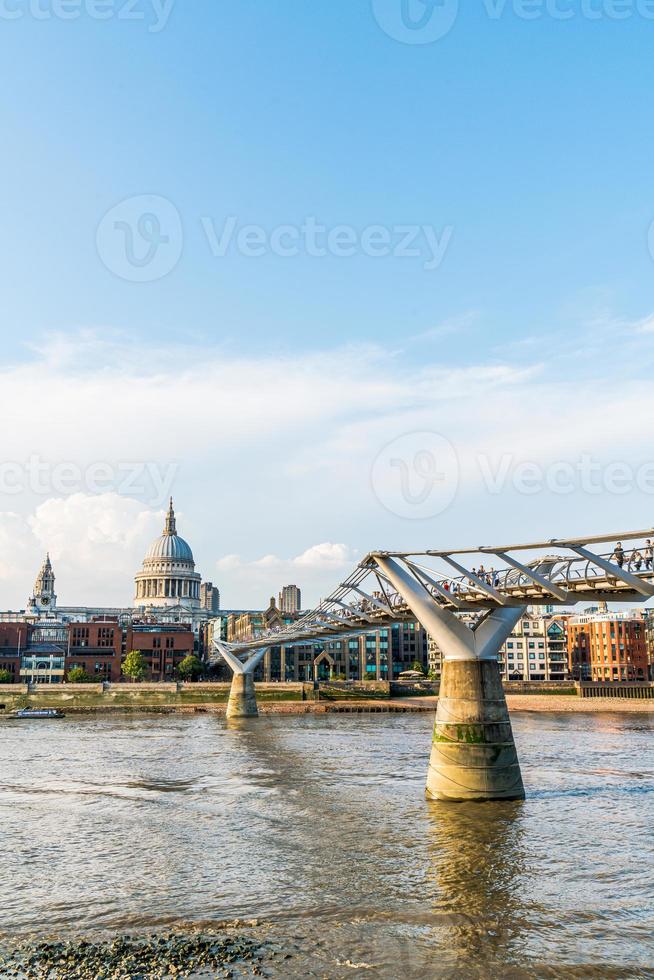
{"left": 376, "top": 557, "right": 526, "bottom": 802}
{"left": 214, "top": 644, "right": 267, "bottom": 719}
{"left": 431, "top": 655, "right": 524, "bottom": 802}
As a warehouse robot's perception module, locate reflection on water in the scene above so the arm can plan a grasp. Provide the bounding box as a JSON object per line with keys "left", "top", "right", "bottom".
{"left": 1, "top": 711, "right": 654, "bottom": 977}
{"left": 426, "top": 802, "right": 527, "bottom": 977}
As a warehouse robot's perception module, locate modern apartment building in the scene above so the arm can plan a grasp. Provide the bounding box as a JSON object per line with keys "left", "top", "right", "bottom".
{"left": 499, "top": 612, "right": 570, "bottom": 681}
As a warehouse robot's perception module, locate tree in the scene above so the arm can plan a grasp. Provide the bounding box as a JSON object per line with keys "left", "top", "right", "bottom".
{"left": 122, "top": 650, "right": 146, "bottom": 683}
{"left": 410, "top": 661, "right": 426, "bottom": 675}
{"left": 176, "top": 654, "right": 203, "bottom": 681}
{"left": 0, "top": 669, "right": 12, "bottom": 684}
{"left": 67, "top": 667, "right": 93, "bottom": 684}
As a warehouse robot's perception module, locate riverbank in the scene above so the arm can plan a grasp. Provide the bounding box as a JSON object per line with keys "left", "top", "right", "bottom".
{"left": 2, "top": 693, "right": 654, "bottom": 715}
{"left": 399, "top": 695, "right": 654, "bottom": 713}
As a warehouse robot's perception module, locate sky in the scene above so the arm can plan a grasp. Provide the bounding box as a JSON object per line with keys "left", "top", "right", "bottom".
{"left": 0, "top": 0, "right": 654, "bottom": 609}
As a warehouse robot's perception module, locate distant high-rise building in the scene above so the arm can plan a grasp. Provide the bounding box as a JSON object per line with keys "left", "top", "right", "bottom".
{"left": 200, "top": 582, "right": 221, "bottom": 614}
{"left": 279, "top": 584, "right": 301, "bottom": 615}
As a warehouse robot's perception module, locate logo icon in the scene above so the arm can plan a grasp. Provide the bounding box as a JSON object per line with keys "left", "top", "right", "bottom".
{"left": 371, "top": 0, "right": 459, "bottom": 43}
{"left": 371, "top": 431, "right": 459, "bottom": 519}
{"left": 96, "top": 195, "right": 183, "bottom": 282}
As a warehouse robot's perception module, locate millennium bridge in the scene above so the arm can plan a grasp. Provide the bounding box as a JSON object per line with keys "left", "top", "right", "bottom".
{"left": 211, "top": 528, "right": 654, "bottom": 803}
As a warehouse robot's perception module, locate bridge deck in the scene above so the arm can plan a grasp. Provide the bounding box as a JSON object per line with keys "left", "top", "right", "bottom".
{"left": 210, "top": 528, "right": 654, "bottom": 660}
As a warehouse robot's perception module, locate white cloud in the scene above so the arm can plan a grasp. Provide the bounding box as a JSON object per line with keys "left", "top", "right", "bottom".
{"left": 215, "top": 543, "right": 357, "bottom": 608}
{"left": 409, "top": 310, "right": 479, "bottom": 343}
{"left": 0, "top": 325, "right": 654, "bottom": 611}
{"left": 633, "top": 313, "right": 654, "bottom": 335}
{"left": 0, "top": 493, "right": 162, "bottom": 609}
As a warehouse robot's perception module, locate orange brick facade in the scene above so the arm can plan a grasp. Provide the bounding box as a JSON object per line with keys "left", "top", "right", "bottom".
{"left": 567, "top": 617, "right": 648, "bottom": 682}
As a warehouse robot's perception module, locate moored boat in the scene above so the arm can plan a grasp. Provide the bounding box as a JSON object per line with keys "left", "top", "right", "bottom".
{"left": 8, "top": 708, "right": 65, "bottom": 719}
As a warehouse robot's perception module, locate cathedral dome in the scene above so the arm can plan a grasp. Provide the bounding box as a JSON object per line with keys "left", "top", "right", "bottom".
{"left": 146, "top": 533, "right": 193, "bottom": 562}
{"left": 144, "top": 499, "right": 194, "bottom": 563}
{"left": 134, "top": 499, "right": 202, "bottom": 610}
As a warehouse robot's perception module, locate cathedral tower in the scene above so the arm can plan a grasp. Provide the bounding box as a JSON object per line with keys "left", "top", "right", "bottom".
{"left": 28, "top": 554, "right": 57, "bottom": 616}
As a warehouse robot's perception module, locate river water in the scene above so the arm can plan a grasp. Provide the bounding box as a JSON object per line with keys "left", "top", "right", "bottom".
{"left": 1, "top": 711, "right": 653, "bottom": 978}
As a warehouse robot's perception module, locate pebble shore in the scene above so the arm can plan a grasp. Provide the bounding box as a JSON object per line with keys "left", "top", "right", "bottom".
{"left": 0, "top": 928, "right": 283, "bottom": 979}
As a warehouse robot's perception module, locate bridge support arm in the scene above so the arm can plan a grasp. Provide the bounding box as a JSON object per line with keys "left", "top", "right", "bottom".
{"left": 214, "top": 642, "right": 267, "bottom": 718}
{"left": 474, "top": 606, "right": 526, "bottom": 659}
{"left": 375, "top": 556, "right": 475, "bottom": 660}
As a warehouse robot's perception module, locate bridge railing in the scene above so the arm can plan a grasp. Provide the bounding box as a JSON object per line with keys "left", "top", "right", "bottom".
{"left": 385, "top": 545, "right": 654, "bottom": 605}
{"left": 213, "top": 532, "right": 654, "bottom": 655}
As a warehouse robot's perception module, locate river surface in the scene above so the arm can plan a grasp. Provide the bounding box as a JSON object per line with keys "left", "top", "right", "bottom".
{"left": 1, "top": 711, "right": 653, "bottom": 978}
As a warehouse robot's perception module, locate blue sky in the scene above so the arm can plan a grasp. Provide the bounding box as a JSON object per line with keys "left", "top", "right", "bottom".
{"left": 0, "top": 0, "right": 653, "bottom": 608}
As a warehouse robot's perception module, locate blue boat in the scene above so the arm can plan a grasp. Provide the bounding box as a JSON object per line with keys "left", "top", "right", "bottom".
{"left": 9, "top": 708, "right": 65, "bottom": 719}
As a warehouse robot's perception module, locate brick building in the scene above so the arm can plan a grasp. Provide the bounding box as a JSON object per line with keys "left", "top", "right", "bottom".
{"left": 0, "top": 623, "right": 27, "bottom": 682}
{"left": 126, "top": 623, "right": 195, "bottom": 681}
{"left": 66, "top": 620, "right": 123, "bottom": 682}
{"left": 567, "top": 611, "right": 648, "bottom": 682}
{"left": 0, "top": 619, "right": 195, "bottom": 684}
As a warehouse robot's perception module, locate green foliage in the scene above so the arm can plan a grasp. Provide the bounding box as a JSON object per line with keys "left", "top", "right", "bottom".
{"left": 67, "top": 667, "right": 94, "bottom": 684}
{"left": 122, "top": 650, "right": 146, "bottom": 682}
{"left": 0, "top": 668, "right": 12, "bottom": 684}
{"left": 176, "top": 654, "right": 203, "bottom": 681}
{"left": 410, "top": 661, "right": 426, "bottom": 675}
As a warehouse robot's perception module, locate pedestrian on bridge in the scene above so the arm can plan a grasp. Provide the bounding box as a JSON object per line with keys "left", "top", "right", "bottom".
{"left": 645, "top": 540, "right": 653, "bottom": 570}
{"left": 611, "top": 542, "right": 625, "bottom": 568}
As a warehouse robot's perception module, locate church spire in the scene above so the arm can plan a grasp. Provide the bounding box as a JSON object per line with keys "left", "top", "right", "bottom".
{"left": 164, "top": 497, "right": 177, "bottom": 535}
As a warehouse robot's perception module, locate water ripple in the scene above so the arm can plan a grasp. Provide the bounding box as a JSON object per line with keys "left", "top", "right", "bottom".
{"left": 1, "top": 711, "right": 653, "bottom": 976}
